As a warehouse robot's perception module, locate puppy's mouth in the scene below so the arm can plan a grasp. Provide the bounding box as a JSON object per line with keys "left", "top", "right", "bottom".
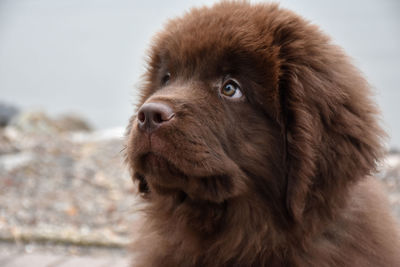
{"left": 136, "top": 152, "right": 189, "bottom": 193}
{"left": 134, "top": 152, "right": 241, "bottom": 204}
{"left": 138, "top": 152, "right": 190, "bottom": 184}
{"left": 135, "top": 169, "right": 188, "bottom": 199}
{"left": 141, "top": 152, "right": 184, "bottom": 177}
{"left": 129, "top": 126, "right": 247, "bottom": 203}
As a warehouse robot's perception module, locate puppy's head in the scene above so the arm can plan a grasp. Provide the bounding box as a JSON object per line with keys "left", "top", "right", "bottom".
{"left": 126, "top": 2, "right": 384, "bottom": 225}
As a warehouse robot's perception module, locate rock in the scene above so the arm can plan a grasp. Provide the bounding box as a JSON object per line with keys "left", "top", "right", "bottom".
{"left": 0, "top": 102, "right": 19, "bottom": 127}
{"left": 0, "top": 129, "right": 19, "bottom": 154}
{"left": 70, "top": 127, "right": 124, "bottom": 143}
{"left": 54, "top": 114, "right": 92, "bottom": 132}
{"left": 0, "top": 122, "right": 135, "bottom": 248}
{"left": 0, "top": 151, "right": 34, "bottom": 172}
{"left": 10, "top": 111, "right": 92, "bottom": 134}
{"left": 10, "top": 111, "right": 55, "bottom": 134}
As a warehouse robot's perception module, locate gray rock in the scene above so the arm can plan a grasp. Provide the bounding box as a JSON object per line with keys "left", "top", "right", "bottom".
{"left": 10, "top": 111, "right": 92, "bottom": 134}
{"left": 0, "top": 102, "right": 19, "bottom": 127}
{"left": 55, "top": 114, "right": 92, "bottom": 132}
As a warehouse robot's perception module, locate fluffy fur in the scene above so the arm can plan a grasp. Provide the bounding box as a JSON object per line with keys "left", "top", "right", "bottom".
{"left": 125, "top": 2, "right": 400, "bottom": 266}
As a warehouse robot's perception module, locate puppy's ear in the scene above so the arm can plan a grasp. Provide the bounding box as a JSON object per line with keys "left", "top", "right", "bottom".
{"left": 278, "top": 44, "right": 385, "bottom": 222}
{"left": 279, "top": 70, "right": 319, "bottom": 221}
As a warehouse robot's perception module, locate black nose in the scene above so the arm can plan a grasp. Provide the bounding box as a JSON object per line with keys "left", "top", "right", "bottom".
{"left": 137, "top": 102, "right": 175, "bottom": 133}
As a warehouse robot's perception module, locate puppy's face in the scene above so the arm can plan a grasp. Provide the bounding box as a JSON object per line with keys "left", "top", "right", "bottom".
{"left": 126, "top": 3, "right": 384, "bottom": 240}
{"left": 127, "top": 12, "right": 285, "bottom": 208}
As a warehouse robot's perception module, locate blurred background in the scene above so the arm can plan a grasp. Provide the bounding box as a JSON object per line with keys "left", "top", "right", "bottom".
{"left": 0, "top": 0, "right": 399, "bottom": 266}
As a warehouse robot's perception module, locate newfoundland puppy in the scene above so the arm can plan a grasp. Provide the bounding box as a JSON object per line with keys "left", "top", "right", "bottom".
{"left": 126, "top": 2, "right": 400, "bottom": 266}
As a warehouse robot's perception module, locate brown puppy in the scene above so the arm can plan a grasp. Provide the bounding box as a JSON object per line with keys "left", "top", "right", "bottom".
{"left": 126, "top": 2, "right": 400, "bottom": 266}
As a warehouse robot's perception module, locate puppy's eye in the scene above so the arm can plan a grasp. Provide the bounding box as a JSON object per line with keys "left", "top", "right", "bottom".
{"left": 220, "top": 80, "right": 243, "bottom": 99}
{"left": 161, "top": 72, "right": 171, "bottom": 85}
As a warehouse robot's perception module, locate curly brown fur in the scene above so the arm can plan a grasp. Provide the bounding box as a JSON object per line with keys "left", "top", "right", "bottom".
{"left": 125, "top": 2, "right": 400, "bottom": 266}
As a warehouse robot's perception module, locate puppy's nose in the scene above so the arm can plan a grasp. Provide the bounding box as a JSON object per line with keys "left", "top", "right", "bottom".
{"left": 137, "top": 102, "right": 175, "bottom": 133}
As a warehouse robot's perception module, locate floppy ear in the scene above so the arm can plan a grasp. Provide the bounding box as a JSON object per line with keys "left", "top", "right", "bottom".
{"left": 279, "top": 68, "right": 318, "bottom": 222}
{"left": 278, "top": 45, "right": 385, "bottom": 222}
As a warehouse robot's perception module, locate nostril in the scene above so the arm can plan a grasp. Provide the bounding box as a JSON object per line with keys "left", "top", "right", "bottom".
{"left": 138, "top": 111, "right": 146, "bottom": 123}
{"left": 153, "top": 112, "right": 163, "bottom": 124}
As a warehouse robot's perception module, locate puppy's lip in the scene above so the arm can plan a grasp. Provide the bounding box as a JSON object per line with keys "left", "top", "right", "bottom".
{"left": 141, "top": 152, "right": 186, "bottom": 177}
{"left": 134, "top": 133, "right": 168, "bottom": 157}
{"left": 130, "top": 134, "right": 166, "bottom": 164}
